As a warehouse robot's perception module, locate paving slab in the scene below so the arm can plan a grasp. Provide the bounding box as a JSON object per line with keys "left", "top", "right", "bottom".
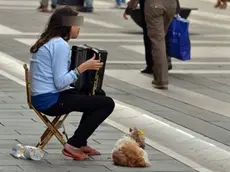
{"left": 103, "top": 75, "right": 230, "bottom": 144}
{"left": 0, "top": 165, "right": 22, "bottom": 171}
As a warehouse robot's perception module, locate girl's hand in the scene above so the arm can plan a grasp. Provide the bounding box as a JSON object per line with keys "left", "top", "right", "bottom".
{"left": 77, "top": 54, "right": 103, "bottom": 73}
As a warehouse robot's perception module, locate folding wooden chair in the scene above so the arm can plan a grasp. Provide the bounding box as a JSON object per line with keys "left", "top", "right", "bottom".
{"left": 23, "top": 64, "right": 69, "bottom": 150}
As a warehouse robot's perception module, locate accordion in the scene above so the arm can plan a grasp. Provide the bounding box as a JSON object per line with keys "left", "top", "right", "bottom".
{"left": 70, "top": 44, "right": 107, "bottom": 95}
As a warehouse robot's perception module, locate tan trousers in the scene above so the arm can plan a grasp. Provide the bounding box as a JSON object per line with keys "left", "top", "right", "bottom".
{"left": 41, "top": 0, "right": 49, "bottom": 7}
{"left": 144, "top": 0, "right": 177, "bottom": 85}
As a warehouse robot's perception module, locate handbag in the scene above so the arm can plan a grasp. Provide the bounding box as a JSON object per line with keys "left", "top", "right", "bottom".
{"left": 166, "top": 14, "right": 191, "bottom": 61}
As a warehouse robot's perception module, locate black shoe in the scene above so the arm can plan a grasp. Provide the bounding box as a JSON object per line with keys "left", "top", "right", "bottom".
{"left": 51, "top": 4, "right": 56, "bottom": 10}
{"left": 141, "top": 65, "right": 172, "bottom": 74}
{"left": 141, "top": 68, "right": 153, "bottom": 74}
{"left": 79, "top": 7, "right": 93, "bottom": 12}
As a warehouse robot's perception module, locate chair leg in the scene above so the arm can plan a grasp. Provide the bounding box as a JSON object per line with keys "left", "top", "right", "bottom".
{"left": 37, "top": 114, "right": 66, "bottom": 147}
{"left": 36, "top": 114, "right": 69, "bottom": 149}
{"left": 61, "top": 123, "right": 68, "bottom": 141}
{"left": 38, "top": 121, "right": 65, "bottom": 150}
{"left": 59, "top": 114, "right": 69, "bottom": 140}
{"left": 38, "top": 119, "right": 66, "bottom": 149}
{"left": 41, "top": 114, "right": 69, "bottom": 142}
{"left": 36, "top": 116, "right": 61, "bottom": 148}
{"left": 40, "top": 116, "right": 61, "bottom": 142}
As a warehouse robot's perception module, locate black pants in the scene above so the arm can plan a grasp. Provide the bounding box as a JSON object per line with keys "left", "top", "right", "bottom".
{"left": 41, "top": 88, "right": 115, "bottom": 148}
{"left": 140, "top": 0, "right": 172, "bottom": 71}
{"left": 140, "top": 0, "right": 152, "bottom": 71}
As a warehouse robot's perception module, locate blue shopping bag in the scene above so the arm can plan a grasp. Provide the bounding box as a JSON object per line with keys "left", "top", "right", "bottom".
{"left": 166, "top": 15, "right": 191, "bottom": 61}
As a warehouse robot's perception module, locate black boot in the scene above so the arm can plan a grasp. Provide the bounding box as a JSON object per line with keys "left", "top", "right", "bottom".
{"left": 51, "top": 4, "right": 56, "bottom": 10}
{"left": 79, "top": 7, "right": 93, "bottom": 12}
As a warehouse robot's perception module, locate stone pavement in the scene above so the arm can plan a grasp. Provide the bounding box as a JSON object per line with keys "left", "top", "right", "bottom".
{"left": 0, "top": 74, "right": 197, "bottom": 172}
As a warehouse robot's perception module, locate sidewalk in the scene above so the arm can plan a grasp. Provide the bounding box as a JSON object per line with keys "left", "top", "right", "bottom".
{"left": 0, "top": 74, "right": 197, "bottom": 172}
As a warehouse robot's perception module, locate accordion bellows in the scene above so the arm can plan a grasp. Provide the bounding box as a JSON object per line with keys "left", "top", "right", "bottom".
{"left": 69, "top": 44, "right": 107, "bottom": 95}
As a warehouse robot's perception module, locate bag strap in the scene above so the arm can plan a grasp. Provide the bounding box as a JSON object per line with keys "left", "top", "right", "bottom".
{"left": 176, "top": 0, "right": 180, "bottom": 14}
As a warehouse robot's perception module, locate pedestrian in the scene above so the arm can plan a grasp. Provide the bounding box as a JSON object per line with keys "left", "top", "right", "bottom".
{"left": 137, "top": 1, "right": 173, "bottom": 74}
{"left": 124, "top": 0, "right": 179, "bottom": 89}
{"left": 29, "top": 6, "right": 115, "bottom": 160}
{"left": 115, "top": 0, "right": 126, "bottom": 8}
{"left": 79, "top": 0, "right": 93, "bottom": 12}
{"left": 126, "top": 2, "right": 173, "bottom": 74}
{"left": 37, "top": 0, "right": 57, "bottom": 12}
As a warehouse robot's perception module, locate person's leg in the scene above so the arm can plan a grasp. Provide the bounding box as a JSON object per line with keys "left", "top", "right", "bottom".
{"left": 37, "top": 1, "right": 44, "bottom": 9}
{"left": 41, "top": 0, "right": 49, "bottom": 7}
{"left": 220, "top": 1, "right": 227, "bottom": 8}
{"left": 84, "top": 0, "right": 93, "bottom": 8}
{"left": 215, "top": 0, "right": 221, "bottom": 7}
{"left": 144, "top": 3, "right": 168, "bottom": 89}
{"left": 142, "top": 30, "right": 153, "bottom": 73}
{"left": 43, "top": 89, "right": 115, "bottom": 154}
{"left": 38, "top": 0, "right": 54, "bottom": 12}
{"left": 167, "top": 56, "right": 172, "bottom": 70}
{"left": 67, "top": 97, "right": 114, "bottom": 148}
{"left": 80, "top": 0, "right": 93, "bottom": 12}
{"left": 78, "top": 89, "right": 106, "bottom": 127}
{"left": 42, "top": 89, "right": 114, "bottom": 159}
{"left": 121, "top": 0, "right": 126, "bottom": 4}
{"left": 115, "top": 0, "right": 121, "bottom": 5}
{"left": 120, "top": 0, "right": 126, "bottom": 7}
{"left": 164, "top": 3, "right": 177, "bottom": 70}
{"left": 165, "top": 36, "right": 173, "bottom": 70}
{"left": 140, "top": 0, "right": 153, "bottom": 74}
{"left": 37, "top": 0, "right": 48, "bottom": 9}
{"left": 51, "top": 0, "right": 57, "bottom": 10}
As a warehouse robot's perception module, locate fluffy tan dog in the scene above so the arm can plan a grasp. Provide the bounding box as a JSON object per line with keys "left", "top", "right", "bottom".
{"left": 111, "top": 127, "right": 151, "bottom": 167}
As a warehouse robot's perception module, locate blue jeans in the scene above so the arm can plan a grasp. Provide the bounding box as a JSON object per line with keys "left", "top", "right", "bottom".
{"left": 84, "top": 0, "right": 93, "bottom": 8}
{"left": 116, "top": 0, "right": 126, "bottom": 5}
{"left": 51, "top": 0, "right": 57, "bottom": 5}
